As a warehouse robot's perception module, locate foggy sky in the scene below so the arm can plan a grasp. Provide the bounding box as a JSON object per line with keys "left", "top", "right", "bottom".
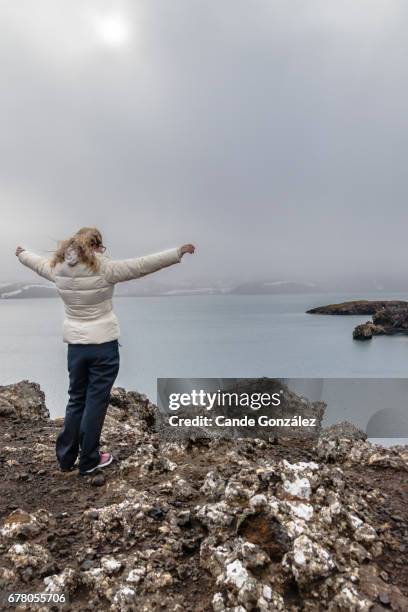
{"left": 1, "top": 1, "right": 408, "bottom": 284}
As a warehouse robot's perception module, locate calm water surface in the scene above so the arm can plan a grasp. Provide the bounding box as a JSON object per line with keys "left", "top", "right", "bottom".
{"left": 1, "top": 293, "right": 408, "bottom": 431}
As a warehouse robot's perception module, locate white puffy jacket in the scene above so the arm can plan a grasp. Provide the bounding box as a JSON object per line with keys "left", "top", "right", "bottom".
{"left": 18, "top": 247, "right": 182, "bottom": 344}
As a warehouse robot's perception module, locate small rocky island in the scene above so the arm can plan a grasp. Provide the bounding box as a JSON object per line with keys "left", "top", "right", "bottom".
{"left": 1, "top": 380, "right": 408, "bottom": 610}
{"left": 307, "top": 300, "right": 408, "bottom": 340}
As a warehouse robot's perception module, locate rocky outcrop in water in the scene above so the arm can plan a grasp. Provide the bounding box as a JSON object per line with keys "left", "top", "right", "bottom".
{"left": 352, "top": 322, "right": 385, "bottom": 341}
{"left": 307, "top": 300, "right": 408, "bottom": 341}
{"left": 1, "top": 381, "right": 408, "bottom": 611}
{"left": 307, "top": 300, "right": 408, "bottom": 315}
{"left": 373, "top": 307, "right": 408, "bottom": 330}
{"left": 352, "top": 308, "right": 408, "bottom": 341}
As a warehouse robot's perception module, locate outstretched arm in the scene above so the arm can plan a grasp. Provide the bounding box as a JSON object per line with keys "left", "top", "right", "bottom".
{"left": 101, "top": 244, "right": 195, "bottom": 284}
{"left": 15, "top": 247, "right": 56, "bottom": 283}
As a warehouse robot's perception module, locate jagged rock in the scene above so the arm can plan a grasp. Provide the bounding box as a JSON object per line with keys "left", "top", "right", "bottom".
{"left": 81, "top": 565, "right": 116, "bottom": 599}
{"left": 43, "top": 567, "right": 77, "bottom": 594}
{"left": 1, "top": 508, "right": 53, "bottom": 540}
{"left": 83, "top": 493, "right": 144, "bottom": 543}
{"left": 6, "top": 543, "right": 54, "bottom": 577}
{"left": 212, "top": 592, "right": 226, "bottom": 612}
{"left": 196, "top": 501, "right": 237, "bottom": 529}
{"left": 282, "top": 534, "right": 335, "bottom": 584}
{"left": 353, "top": 322, "right": 373, "bottom": 340}
{"left": 125, "top": 567, "right": 145, "bottom": 584}
{"left": 200, "top": 470, "right": 226, "bottom": 499}
{"left": 91, "top": 473, "right": 106, "bottom": 487}
{"left": 347, "top": 513, "right": 377, "bottom": 543}
{"left": 328, "top": 581, "right": 372, "bottom": 611}
{"left": 240, "top": 541, "right": 269, "bottom": 569}
{"left": 320, "top": 422, "right": 367, "bottom": 441}
{"left": 100, "top": 556, "right": 123, "bottom": 575}
{"left": 353, "top": 322, "right": 385, "bottom": 340}
{"left": 279, "top": 459, "right": 319, "bottom": 499}
{"left": 0, "top": 567, "right": 17, "bottom": 588}
{"left": 0, "top": 380, "right": 49, "bottom": 421}
{"left": 109, "top": 386, "right": 157, "bottom": 430}
{"left": 315, "top": 435, "right": 408, "bottom": 471}
{"left": 111, "top": 586, "right": 137, "bottom": 611}
{"left": 223, "top": 558, "right": 256, "bottom": 591}
{"left": 248, "top": 494, "right": 268, "bottom": 512}
{"left": 373, "top": 306, "right": 408, "bottom": 329}
{"left": 119, "top": 444, "right": 178, "bottom": 478}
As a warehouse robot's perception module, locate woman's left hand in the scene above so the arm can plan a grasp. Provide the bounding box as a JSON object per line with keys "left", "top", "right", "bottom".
{"left": 180, "top": 244, "right": 196, "bottom": 256}
{"left": 15, "top": 246, "right": 25, "bottom": 256}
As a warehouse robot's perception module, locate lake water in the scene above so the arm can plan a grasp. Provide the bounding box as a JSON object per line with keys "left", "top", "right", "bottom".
{"left": 1, "top": 293, "right": 408, "bottom": 443}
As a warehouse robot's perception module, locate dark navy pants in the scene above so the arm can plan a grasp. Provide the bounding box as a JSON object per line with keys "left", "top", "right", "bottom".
{"left": 56, "top": 340, "right": 120, "bottom": 473}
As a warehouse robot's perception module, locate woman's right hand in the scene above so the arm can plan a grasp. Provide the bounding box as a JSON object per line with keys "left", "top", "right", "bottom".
{"left": 15, "top": 246, "right": 25, "bottom": 256}
{"left": 180, "top": 244, "right": 195, "bottom": 256}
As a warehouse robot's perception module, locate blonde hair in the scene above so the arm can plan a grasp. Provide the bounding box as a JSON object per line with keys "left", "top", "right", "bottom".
{"left": 51, "top": 227, "right": 104, "bottom": 271}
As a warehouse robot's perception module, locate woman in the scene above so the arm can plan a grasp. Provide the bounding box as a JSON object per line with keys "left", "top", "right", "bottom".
{"left": 15, "top": 227, "right": 195, "bottom": 475}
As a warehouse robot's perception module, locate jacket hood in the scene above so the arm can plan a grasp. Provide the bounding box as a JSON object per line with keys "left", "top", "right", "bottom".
{"left": 64, "top": 246, "right": 79, "bottom": 266}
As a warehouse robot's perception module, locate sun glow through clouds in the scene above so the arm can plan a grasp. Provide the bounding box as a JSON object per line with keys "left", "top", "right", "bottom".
{"left": 96, "top": 15, "right": 130, "bottom": 47}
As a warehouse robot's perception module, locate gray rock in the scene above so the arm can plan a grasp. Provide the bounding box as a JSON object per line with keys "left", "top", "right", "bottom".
{"left": 0, "top": 380, "right": 49, "bottom": 421}
{"left": 320, "top": 422, "right": 367, "bottom": 441}
{"left": 91, "top": 473, "right": 106, "bottom": 487}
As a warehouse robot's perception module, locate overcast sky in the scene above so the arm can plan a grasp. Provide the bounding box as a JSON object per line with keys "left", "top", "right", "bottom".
{"left": 1, "top": 0, "right": 408, "bottom": 283}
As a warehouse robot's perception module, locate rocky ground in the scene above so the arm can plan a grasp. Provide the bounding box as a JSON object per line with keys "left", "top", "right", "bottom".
{"left": 1, "top": 381, "right": 408, "bottom": 611}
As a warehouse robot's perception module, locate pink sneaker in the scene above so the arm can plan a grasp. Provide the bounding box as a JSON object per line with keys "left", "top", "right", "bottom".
{"left": 82, "top": 452, "right": 113, "bottom": 474}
